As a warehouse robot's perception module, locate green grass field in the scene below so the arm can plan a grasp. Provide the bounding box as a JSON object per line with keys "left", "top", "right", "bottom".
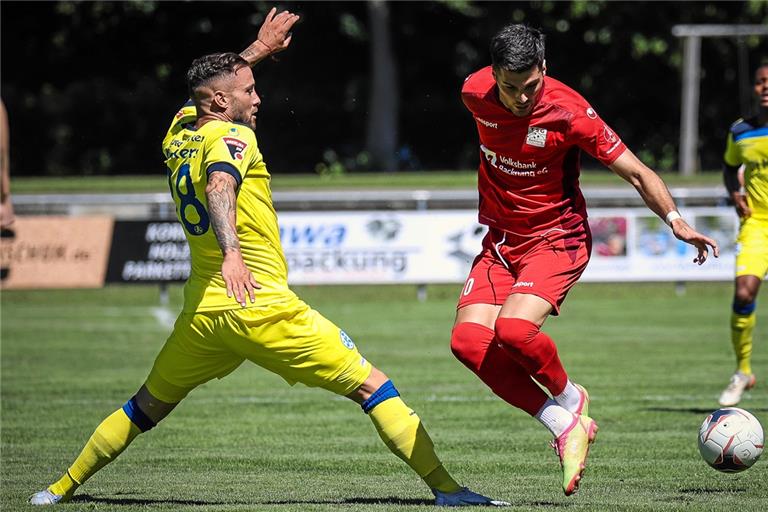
{"left": 10, "top": 170, "right": 725, "bottom": 194}
{"left": 2, "top": 282, "right": 767, "bottom": 511}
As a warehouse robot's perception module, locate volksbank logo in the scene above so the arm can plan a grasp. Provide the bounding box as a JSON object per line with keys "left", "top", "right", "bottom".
{"left": 480, "top": 145, "right": 542, "bottom": 178}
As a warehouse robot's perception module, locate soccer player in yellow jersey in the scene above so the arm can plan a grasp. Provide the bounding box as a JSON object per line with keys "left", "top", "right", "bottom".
{"left": 719, "top": 62, "right": 768, "bottom": 407}
{"left": 29, "top": 8, "right": 506, "bottom": 507}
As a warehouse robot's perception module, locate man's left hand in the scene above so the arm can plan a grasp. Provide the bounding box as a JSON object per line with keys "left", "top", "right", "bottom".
{"left": 671, "top": 219, "right": 720, "bottom": 265}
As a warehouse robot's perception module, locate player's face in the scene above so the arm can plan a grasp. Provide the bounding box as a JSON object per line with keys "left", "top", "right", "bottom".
{"left": 493, "top": 64, "right": 545, "bottom": 117}
{"left": 754, "top": 66, "right": 768, "bottom": 109}
{"left": 228, "top": 66, "right": 261, "bottom": 129}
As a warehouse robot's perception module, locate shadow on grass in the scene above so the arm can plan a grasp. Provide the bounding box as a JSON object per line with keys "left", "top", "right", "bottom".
{"left": 678, "top": 487, "right": 747, "bottom": 494}
{"left": 71, "top": 495, "right": 567, "bottom": 507}
{"left": 265, "top": 497, "right": 433, "bottom": 506}
{"left": 645, "top": 407, "right": 768, "bottom": 414}
{"left": 71, "top": 494, "right": 250, "bottom": 506}
{"left": 72, "top": 494, "right": 436, "bottom": 507}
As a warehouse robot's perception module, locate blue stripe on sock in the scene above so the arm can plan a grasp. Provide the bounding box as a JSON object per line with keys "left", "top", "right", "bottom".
{"left": 733, "top": 301, "right": 756, "bottom": 315}
{"left": 122, "top": 396, "right": 156, "bottom": 432}
{"left": 361, "top": 380, "right": 400, "bottom": 414}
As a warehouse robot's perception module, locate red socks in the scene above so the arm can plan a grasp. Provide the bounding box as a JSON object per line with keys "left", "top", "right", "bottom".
{"left": 451, "top": 322, "right": 548, "bottom": 415}
{"left": 494, "top": 317, "right": 568, "bottom": 395}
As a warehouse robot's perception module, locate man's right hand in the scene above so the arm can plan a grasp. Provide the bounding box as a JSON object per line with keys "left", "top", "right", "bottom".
{"left": 731, "top": 192, "right": 752, "bottom": 219}
{"left": 222, "top": 251, "right": 261, "bottom": 307}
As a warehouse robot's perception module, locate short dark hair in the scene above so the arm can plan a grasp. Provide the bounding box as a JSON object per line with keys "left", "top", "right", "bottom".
{"left": 490, "top": 24, "right": 545, "bottom": 73}
{"left": 186, "top": 52, "right": 249, "bottom": 99}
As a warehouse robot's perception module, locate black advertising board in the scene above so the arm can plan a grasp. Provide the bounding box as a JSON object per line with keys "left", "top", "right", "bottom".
{"left": 106, "top": 221, "right": 190, "bottom": 283}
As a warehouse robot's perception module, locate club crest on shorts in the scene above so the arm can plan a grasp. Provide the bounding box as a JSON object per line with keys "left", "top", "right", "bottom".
{"left": 340, "top": 330, "right": 356, "bottom": 349}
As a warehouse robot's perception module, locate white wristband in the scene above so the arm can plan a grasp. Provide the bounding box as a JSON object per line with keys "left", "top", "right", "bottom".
{"left": 665, "top": 210, "right": 682, "bottom": 226}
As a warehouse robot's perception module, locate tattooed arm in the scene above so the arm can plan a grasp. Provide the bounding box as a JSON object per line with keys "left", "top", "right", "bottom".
{"left": 206, "top": 171, "right": 260, "bottom": 306}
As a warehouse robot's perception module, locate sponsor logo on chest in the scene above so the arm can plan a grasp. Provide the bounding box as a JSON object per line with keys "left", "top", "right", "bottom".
{"left": 479, "top": 144, "right": 548, "bottom": 178}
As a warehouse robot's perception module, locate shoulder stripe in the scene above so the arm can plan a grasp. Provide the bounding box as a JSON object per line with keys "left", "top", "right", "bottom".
{"left": 206, "top": 162, "right": 243, "bottom": 187}
{"left": 733, "top": 126, "right": 768, "bottom": 142}
{"left": 729, "top": 117, "right": 757, "bottom": 137}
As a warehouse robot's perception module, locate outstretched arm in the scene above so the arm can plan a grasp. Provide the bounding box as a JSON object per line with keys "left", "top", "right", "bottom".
{"left": 206, "top": 172, "right": 260, "bottom": 306}
{"left": 239, "top": 7, "right": 300, "bottom": 66}
{"left": 608, "top": 149, "right": 720, "bottom": 265}
{"left": 174, "top": 7, "right": 300, "bottom": 113}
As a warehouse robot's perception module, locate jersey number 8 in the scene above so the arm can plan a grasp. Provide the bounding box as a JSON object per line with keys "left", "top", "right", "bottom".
{"left": 170, "top": 163, "right": 210, "bottom": 236}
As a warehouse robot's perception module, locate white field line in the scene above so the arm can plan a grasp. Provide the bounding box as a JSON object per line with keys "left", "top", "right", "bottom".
{"left": 151, "top": 307, "right": 177, "bottom": 329}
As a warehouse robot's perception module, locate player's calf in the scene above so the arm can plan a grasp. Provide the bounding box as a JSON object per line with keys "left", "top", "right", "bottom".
{"left": 29, "top": 394, "right": 161, "bottom": 505}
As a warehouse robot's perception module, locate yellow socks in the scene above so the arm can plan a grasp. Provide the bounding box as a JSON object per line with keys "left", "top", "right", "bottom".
{"left": 731, "top": 311, "right": 756, "bottom": 375}
{"left": 48, "top": 471, "right": 78, "bottom": 499}
{"left": 49, "top": 408, "right": 143, "bottom": 497}
{"left": 365, "top": 388, "right": 461, "bottom": 494}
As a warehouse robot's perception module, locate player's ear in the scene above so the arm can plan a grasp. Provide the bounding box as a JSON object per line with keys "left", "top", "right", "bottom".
{"left": 212, "top": 90, "right": 228, "bottom": 110}
{"left": 541, "top": 60, "right": 547, "bottom": 75}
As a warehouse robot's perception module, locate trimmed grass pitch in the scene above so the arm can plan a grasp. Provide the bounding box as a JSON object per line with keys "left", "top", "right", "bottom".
{"left": 2, "top": 282, "right": 767, "bottom": 511}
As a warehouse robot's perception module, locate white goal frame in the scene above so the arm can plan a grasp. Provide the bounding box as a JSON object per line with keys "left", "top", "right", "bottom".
{"left": 672, "top": 24, "right": 768, "bottom": 175}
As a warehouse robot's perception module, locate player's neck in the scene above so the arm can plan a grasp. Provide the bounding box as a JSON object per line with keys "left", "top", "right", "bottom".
{"left": 758, "top": 108, "right": 768, "bottom": 126}
{"left": 195, "top": 112, "right": 230, "bottom": 129}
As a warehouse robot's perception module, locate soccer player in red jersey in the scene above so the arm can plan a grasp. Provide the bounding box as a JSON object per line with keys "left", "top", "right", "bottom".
{"left": 451, "top": 24, "right": 720, "bottom": 496}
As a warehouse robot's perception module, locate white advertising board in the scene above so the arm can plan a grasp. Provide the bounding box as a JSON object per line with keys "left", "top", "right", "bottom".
{"left": 279, "top": 207, "right": 738, "bottom": 285}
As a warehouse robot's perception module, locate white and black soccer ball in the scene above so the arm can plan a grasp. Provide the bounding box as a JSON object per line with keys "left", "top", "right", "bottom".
{"left": 698, "top": 407, "right": 764, "bottom": 472}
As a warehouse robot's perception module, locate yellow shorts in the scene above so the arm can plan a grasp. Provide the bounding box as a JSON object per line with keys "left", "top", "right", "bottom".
{"left": 735, "top": 216, "right": 768, "bottom": 279}
{"left": 145, "top": 297, "right": 373, "bottom": 403}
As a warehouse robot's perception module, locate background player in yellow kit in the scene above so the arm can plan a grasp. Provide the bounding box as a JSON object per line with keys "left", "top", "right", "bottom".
{"left": 29, "top": 8, "right": 506, "bottom": 507}
{"left": 719, "top": 61, "right": 768, "bottom": 407}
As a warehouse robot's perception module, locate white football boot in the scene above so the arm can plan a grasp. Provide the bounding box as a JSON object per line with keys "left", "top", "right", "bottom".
{"left": 29, "top": 489, "right": 66, "bottom": 506}
{"left": 433, "top": 487, "right": 510, "bottom": 507}
{"left": 718, "top": 371, "right": 757, "bottom": 407}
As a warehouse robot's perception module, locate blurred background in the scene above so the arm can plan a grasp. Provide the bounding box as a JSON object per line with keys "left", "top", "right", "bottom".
{"left": 2, "top": 0, "right": 767, "bottom": 178}
{"left": 3, "top": 7, "right": 768, "bottom": 508}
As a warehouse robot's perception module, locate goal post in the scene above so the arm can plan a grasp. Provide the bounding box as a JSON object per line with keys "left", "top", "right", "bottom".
{"left": 672, "top": 24, "right": 768, "bottom": 176}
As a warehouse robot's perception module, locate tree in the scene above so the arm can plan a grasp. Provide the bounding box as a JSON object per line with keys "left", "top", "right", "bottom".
{"left": 366, "top": 0, "right": 398, "bottom": 171}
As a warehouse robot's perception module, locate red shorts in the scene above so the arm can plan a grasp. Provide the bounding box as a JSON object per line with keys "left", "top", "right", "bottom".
{"left": 457, "top": 224, "right": 592, "bottom": 315}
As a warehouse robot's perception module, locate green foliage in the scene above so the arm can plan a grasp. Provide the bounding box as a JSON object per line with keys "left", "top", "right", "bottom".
{"left": 3, "top": 1, "right": 767, "bottom": 176}
{"left": 2, "top": 283, "right": 767, "bottom": 510}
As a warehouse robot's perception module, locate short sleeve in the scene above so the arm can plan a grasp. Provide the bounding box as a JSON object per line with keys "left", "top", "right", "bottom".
{"left": 162, "top": 101, "right": 198, "bottom": 152}
{"left": 569, "top": 106, "right": 627, "bottom": 166}
{"left": 723, "top": 133, "right": 741, "bottom": 167}
{"left": 202, "top": 125, "right": 258, "bottom": 187}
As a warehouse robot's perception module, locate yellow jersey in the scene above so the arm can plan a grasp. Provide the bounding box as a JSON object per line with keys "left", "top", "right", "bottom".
{"left": 724, "top": 117, "right": 768, "bottom": 220}
{"left": 162, "top": 102, "right": 295, "bottom": 312}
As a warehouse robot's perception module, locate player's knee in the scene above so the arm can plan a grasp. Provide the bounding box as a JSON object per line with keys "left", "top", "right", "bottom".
{"left": 360, "top": 380, "right": 401, "bottom": 414}
{"left": 733, "top": 299, "right": 757, "bottom": 315}
{"left": 451, "top": 323, "right": 484, "bottom": 371}
{"left": 122, "top": 395, "right": 158, "bottom": 432}
{"left": 494, "top": 317, "right": 539, "bottom": 353}
{"left": 735, "top": 278, "right": 761, "bottom": 305}
{"left": 124, "top": 385, "right": 178, "bottom": 429}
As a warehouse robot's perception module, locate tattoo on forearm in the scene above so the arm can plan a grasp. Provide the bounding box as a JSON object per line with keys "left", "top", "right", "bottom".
{"left": 206, "top": 174, "right": 240, "bottom": 254}
{"left": 240, "top": 48, "right": 256, "bottom": 63}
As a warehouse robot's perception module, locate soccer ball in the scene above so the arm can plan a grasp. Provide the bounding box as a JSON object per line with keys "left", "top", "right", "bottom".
{"left": 698, "top": 407, "right": 764, "bottom": 472}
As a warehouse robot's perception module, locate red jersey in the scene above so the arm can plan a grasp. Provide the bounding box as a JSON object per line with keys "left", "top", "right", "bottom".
{"left": 462, "top": 66, "right": 627, "bottom": 236}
